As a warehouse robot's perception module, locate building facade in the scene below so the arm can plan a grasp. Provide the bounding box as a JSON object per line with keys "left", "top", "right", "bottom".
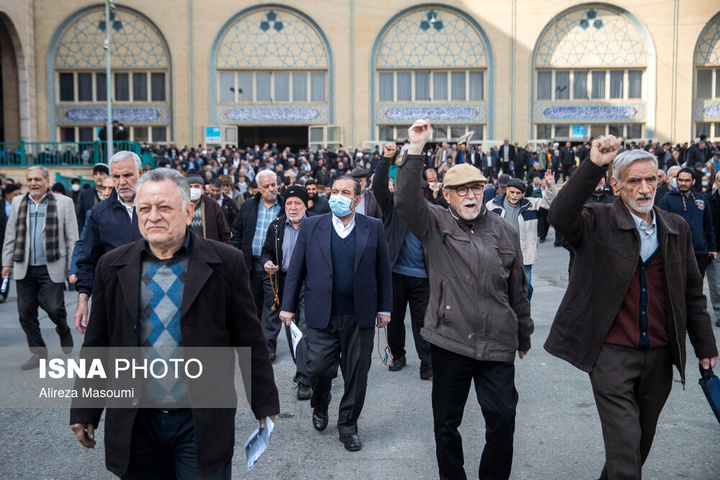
{"left": 1, "top": 0, "right": 719, "bottom": 149}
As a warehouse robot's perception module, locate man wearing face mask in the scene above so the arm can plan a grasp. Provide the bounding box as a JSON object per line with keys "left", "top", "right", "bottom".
{"left": 659, "top": 167, "right": 717, "bottom": 278}
{"left": 279, "top": 176, "right": 392, "bottom": 452}
{"left": 185, "top": 173, "right": 231, "bottom": 244}
{"left": 655, "top": 165, "right": 679, "bottom": 206}
{"left": 487, "top": 171, "right": 557, "bottom": 300}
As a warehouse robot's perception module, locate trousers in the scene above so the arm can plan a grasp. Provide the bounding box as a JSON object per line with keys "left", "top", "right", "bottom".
{"left": 122, "top": 409, "right": 231, "bottom": 480}
{"left": 387, "top": 272, "right": 431, "bottom": 371}
{"left": 16, "top": 265, "right": 70, "bottom": 356}
{"left": 431, "top": 345, "right": 518, "bottom": 480}
{"left": 590, "top": 344, "right": 672, "bottom": 480}
{"left": 306, "top": 314, "right": 374, "bottom": 435}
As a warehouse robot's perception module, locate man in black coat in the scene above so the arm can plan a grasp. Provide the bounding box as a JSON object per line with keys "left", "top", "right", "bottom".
{"left": 70, "top": 169, "right": 279, "bottom": 478}
{"left": 231, "top": 170, "right": 284, "bottom": 356}
{"left": 374, "top": 143, "right": 433, "bottom": 379}
{"left": 559, "top": 141, "right": 576, "bottom": 182}
{"left": 75, "top": 163, "right": 109, "bottom": 229}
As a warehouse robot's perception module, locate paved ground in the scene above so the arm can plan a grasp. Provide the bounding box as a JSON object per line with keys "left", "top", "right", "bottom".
{"left": 0, "top": 228, "right": 719, "bottom": 479}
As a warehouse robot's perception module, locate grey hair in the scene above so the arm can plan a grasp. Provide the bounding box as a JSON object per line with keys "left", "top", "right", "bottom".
{"left": 26, "top": 165, "right": 49, "bottom": 180}
{"left": 255, "top": 169, "right": 277, "bottom": 185}
{"left": 667, "top": 165, "right": 681, "bottom": 177}
{"left": 136, "top": 168, "right": 190, "bottom": 208}
{"left": 611, "top": 149, "right": 658, "bottom": 184}
{"left": 109, "top": 151, "right": 142, "bottom": 172}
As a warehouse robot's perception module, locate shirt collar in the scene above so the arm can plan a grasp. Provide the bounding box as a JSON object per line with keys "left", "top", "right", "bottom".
{"left": 141, "top": 229, "right": 192, "bottom": 261}
{"left": 332, "top": 212, "right": 355, "bottom": 232}
{"left": 629, "top": 209, "right": 656, "bottom": 232}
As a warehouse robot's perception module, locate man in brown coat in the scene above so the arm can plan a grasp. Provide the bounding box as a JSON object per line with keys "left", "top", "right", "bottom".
{"left": 545, "top": 135, "right": 718, "bottom": 480}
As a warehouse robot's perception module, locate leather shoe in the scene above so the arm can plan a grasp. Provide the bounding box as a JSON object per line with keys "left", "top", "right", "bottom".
{"left": 339, "top": 433, "right": 362, "bottom": 452}
{"left": 388, "top": 356, "right": 406, "bottom": 371}
{"left": 58, "top": 328, "right": 73, "bottom": 354}
{"left": 21, "top": 354, "right": 43, "bottom": 370}
{"left": 312, "top": 409, "right": 328, "bottom": 431}
{"left": 716, "top": 318, "right": 720, "bottom": 327}
{"left": 297, "top": 383, "right": 312, "bottom": 400}
{"left": 420, "top": 367, "right": 433, "bottom": 380}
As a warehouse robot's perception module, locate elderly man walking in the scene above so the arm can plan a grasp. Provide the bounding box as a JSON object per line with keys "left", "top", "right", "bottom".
{"left": 70, "top": 169, "right": 279, "bottom": 478}
{"left": 396, "top": 119, "right": 532, "bottom": 480}
{"left": 2, "top": 166, "right": 78, "bottom": 369}
{"left": 545, "top": 136, "right": 718, "bottom": 480}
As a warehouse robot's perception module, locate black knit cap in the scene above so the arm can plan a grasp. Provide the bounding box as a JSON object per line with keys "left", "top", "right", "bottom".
{"left": 284, "top": 185, "right": 309, "bottom": 207}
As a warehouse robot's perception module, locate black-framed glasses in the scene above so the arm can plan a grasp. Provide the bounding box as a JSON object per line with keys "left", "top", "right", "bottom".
{"left": 453, "top": 185, "right": 484, "bottom": 197}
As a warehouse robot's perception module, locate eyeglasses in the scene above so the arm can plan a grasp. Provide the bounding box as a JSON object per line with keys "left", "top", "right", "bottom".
{"left": 453, "top": 185, "right": 484, "bottom": 197}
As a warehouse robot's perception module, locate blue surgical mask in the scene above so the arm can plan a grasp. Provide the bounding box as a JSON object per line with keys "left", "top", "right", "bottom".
{"left": 671, "top": 177, "right": 677, "bottom": 189}
{"left": 329, "top": 194, "right": 353, "bottom": 217}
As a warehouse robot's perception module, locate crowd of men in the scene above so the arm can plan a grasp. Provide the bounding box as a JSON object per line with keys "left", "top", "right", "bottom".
{"left": 0, "top": 126, "right": 718, "bottom": 479}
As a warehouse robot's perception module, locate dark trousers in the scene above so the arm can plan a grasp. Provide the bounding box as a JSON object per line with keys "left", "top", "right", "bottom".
{"left": 387, "top": 272, "right": 432, "bottom": 371}
{"left": 260, "top": 267, "right": 282, "bottom": 356}
{"left": 16, "top": 265, "right": 69, "bottom": 356}
{"left": 306, "top": 314, "right": 374, "bottom": 435}
{"left": 284, "top": 283, "right": 311, "bottom": 386}
{"left": 250, "top": 257, "right": 266, "bottom": 331}
{"left": 431, "top": 345, "right": 517, "bottom": 480}
{"left": 589, "top": 344, "right": 673, "bottom": 480}
{"left": 696, "top": 253, "right": 709, "bottom": 279}
{"left": 562, "top": 163, "right": 574, "bottom": 182}
{"left": 122, "top": 409, "right": 231, "bottom": 480}
{"left": 536, "top": 207, "right": 549, "bottom": 240}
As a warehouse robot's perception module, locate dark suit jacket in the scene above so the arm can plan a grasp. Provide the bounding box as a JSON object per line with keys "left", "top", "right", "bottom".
{"left": 76, "top": 187, "right": 101, "bottom": 230}
{"left": 281, "top": 213, "right": 392, "bottom": 329}
{"left": 70, "top": 231, "right": 279, "bottom": 476}
{"left": 0, "top": 198, "right": 9, "bottom": 248}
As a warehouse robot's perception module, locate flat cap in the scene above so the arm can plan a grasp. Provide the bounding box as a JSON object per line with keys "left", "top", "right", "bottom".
{"left": 349, "top": 167, "right": 368, "bottom": 179}
{"left": 497, "top": 174, "right": 511, "bottom": 187}
{"left": 443, "top": 164, "right": 487, "bottom": 188}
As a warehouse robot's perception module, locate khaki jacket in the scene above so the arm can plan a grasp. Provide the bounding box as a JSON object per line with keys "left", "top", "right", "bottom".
{"left": 395, "top": 154, "right": 533, "bottom": 362}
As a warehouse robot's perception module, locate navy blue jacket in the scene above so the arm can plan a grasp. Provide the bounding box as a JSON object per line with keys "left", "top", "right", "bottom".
{"left": 659, "top": 189, "right": 717, "bottom": 255}
{"left": 75, "top": 190, "right": 142, "bottom": 295}
{"left": 281, "top": 213, "right": 392, "bottom": 329}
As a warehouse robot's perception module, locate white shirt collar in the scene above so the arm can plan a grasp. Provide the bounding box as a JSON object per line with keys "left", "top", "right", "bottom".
{"left": 331, "top": 212, "right": 356, "bottom": 239}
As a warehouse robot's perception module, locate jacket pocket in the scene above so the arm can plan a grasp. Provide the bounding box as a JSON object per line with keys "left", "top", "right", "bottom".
{"left": 435, "top": 279, "right": 454, "bottom": 327}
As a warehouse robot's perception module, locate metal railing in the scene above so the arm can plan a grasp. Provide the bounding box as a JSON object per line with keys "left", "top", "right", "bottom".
{"left": 0, "top": 141, "right": 142, "bottom": 167}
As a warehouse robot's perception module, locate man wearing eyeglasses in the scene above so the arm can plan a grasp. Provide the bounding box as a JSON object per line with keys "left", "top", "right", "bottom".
{"left": 395, "top": 119, "right": 532, "bottom": 480}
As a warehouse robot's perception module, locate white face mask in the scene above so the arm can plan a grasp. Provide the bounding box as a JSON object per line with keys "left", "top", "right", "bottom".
{"left": 190, "top": 188, "right": 202, "bottom": 202}
{"left": 71, "top": 184, "right": 81, "bottom": 192}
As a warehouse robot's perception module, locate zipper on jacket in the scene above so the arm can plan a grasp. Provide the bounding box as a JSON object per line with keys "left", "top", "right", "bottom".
{"left": 663, "top": 237, "right": 685, "bottom": 388}
{"left": 436, "top": 279, "right": 446, "bottom": 327}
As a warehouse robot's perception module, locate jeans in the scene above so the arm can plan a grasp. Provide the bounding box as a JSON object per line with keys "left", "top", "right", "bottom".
{"left": 122, "top": 409, "right": 231, "bottom": 480}
{"left": 523, "top": 264, "right": 533, "bottom": 302}
{"left": 431, "top": 345, "right": 518, "bottom": 480}
{"left": 16, "top": 265, "right": 70, "bottom": 356}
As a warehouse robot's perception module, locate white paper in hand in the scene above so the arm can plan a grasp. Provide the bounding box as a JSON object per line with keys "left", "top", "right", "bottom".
{"left": 289, "top": 321, "right": 303, "bottom": 357}
{"left": 245, "top": 416, "right": 275, "bottom": 470}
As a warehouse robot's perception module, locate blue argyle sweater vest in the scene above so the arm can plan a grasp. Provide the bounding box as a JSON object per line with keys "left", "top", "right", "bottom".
{"left": 138, "top": 255, "right": 189, "bottom": 407}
